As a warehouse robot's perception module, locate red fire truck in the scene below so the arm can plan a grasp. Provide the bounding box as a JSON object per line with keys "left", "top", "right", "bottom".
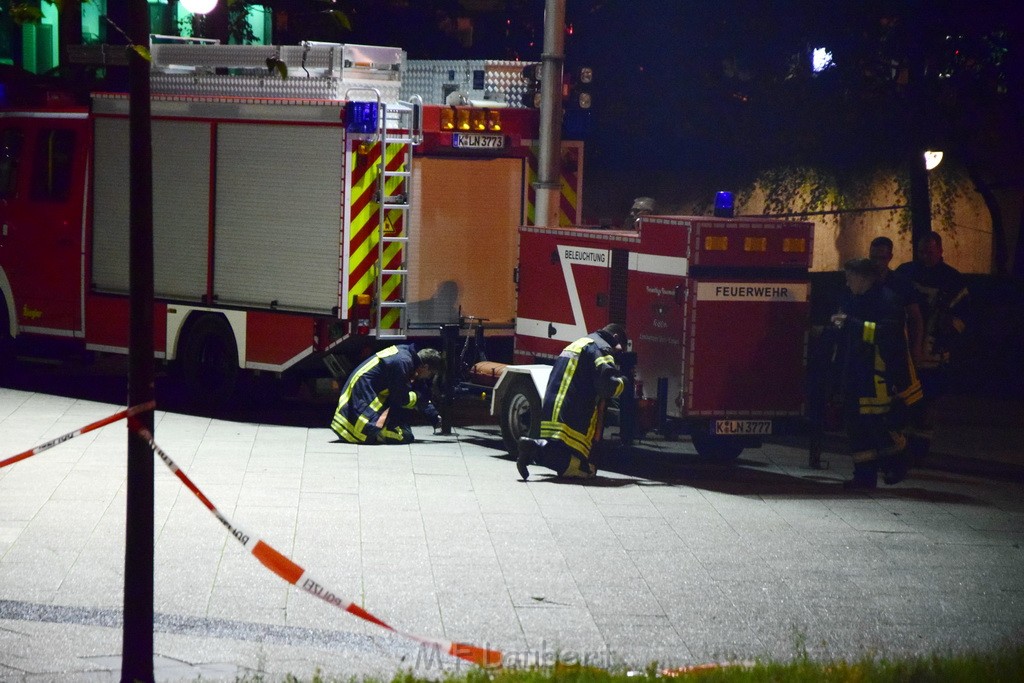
{"left": 0, "top": 41, "right": 579, "bottom": 399}
{"left": 488, "top": 214, "right": 814, "bottom": 461}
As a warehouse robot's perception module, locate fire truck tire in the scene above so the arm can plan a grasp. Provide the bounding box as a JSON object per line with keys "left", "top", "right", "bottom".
{"left": 0, "top": 298, "right": 14, "bottom": 381}
{"left": 691, "top": 433, "right": 745, "bottom": 462}
{"left": 177, "top": 314, "right": 239, "bottom": 408}
{"left": 499, "top": 375, "right": 541, "bottom": 452}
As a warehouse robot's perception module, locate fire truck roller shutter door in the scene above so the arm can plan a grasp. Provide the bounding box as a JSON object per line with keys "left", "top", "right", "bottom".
{"left": 93, "top": 117, "right": 211, "bottom": 299}
{"left": 214, "top": 123, "right": 341, "bottom": 313}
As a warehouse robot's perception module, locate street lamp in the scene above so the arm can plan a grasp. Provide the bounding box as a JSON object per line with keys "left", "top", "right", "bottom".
{"left": 181, "top": 0, "right": 217, "bottom": 13}
{"left": 924, "top": 150, "right": 943, "bottom": 171}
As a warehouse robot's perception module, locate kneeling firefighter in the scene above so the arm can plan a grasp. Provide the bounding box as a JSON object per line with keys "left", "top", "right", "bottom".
{"left": 331, "top": 345, "right": 443, "bottom": 445}
{"left": 516, "top": 323, "right": 628, "bottom": 480}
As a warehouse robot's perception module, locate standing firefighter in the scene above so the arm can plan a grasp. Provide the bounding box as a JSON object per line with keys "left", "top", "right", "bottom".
{"left": 516, "top": 324, "right": 628, "bottom": 480}
{"left": 830, "top": 258, "right": 911, "bottom": 489}
{"left": 331, "top": 346, "right": 443, "bottom": 445}
{"left": 894, "top": 231, "right": 970, "bottom": 462}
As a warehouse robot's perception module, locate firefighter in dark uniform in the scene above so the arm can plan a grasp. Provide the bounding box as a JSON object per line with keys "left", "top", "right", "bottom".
{"left": 869, "top": 236, "right": 926, "bottom": 425}
{"left": 831, "top": 258, "right": 910, "bottom": 489}
{"left": 516, "top": 323, "right": 628, "bottom": 480}
{"left": 331, "top": 345, "right": 442, "bottom": 445}
{"left": 894, "top": 231, "right": 970, "bottom": 462}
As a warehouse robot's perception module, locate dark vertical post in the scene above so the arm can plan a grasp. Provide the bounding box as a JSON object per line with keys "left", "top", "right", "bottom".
{"left": 439, "top": 323, "right": 460, "bottom": 435}
{"left": 905, "top": 5, "right": 932, "bottom": 249}
{"left": 618, "top": 351, "right": 637, "bottom": 446}
{"left": 908, "top": 150, "right": 932, "bottom": 248}
{"left": 122, "top": 1, "right": 155, "bottom": 681}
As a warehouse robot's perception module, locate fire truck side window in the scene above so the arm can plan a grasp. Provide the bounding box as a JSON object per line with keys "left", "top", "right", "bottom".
{"left": 30, "top": 129, "right": 76, "bottom": 202}
{"left": 0, "top": 128, "right": 25, "bottom": 200}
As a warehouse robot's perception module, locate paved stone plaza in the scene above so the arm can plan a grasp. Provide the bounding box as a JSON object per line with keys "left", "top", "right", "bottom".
{"left": 1, "top": 387, "right": 1022, "bottom": 680}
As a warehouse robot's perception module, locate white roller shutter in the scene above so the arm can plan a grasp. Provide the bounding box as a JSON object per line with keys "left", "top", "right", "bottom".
{"left": 213, "top": 123, "right": 342, "bottom": 314}
{"left": 153, "top": 120, "right": 210, "bottom": 300}
{"left": 91, "top": 118, "right": 210, "bottom": 299}
{"left": 91, "top": 118, "right": 129, "bottom": 293}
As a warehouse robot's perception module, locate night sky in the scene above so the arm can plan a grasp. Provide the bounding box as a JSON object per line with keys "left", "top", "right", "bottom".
{"left": 232, "top": 1, "right": 1023, "bottom": 225}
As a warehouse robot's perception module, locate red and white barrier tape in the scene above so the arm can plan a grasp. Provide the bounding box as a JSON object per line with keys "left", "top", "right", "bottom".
{"left": 128, "top": 417, "right": 502, "bottom": 668}
{"left": 0, "top": 401, "right": 156, "bottom": 470}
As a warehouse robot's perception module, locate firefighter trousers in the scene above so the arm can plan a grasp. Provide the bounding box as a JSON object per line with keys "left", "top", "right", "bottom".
{"left": 847, "top": 411, "right": 908, "bottom": 482}
{"left": 533, "top": 438, "right": 596, "bottom": 478}
{"left": 905, "top": 366, "right": 949, "bottom": 462}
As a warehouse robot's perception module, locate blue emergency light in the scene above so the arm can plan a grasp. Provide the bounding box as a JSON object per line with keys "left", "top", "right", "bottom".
{"left": 345, "top": 100, "right": 379, "bottom": 134}
{"left": 714, "top": 191, "right": 735, "bottom": 218}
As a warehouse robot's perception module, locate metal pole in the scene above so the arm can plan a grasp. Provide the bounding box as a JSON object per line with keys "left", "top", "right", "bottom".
{"left": 439, "top": 323, "right": 460, "bottom": 436}
{"left": 122, "top": 0, "right": 156, "bottom": 680}
{"left": 534, "top": 0, "right": 565, "bottom": 228}
{"left": 906, "top": 14, "right": 932, "bottom": 248}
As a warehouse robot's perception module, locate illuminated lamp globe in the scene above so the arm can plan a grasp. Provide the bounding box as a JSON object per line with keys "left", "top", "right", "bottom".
{"left": 924, "top": 150, "right": 943, "bottom": 171}
{"left": 181, "top": 0, "right": 218, "bottom": 15}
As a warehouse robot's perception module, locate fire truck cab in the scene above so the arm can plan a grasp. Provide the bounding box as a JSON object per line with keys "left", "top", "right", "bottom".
{"left": 492, "top": 214, "right": 814, "bottom": 461}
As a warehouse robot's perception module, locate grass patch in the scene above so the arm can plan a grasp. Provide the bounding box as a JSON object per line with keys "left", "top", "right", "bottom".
{"left": 253, "top": 645, "right": 1024, "bottom": 682}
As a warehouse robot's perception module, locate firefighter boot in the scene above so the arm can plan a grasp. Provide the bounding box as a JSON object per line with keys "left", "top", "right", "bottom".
{"left": 880, "top": 431, "right": 910, "bottom": 485}
{"left": 882, "top": 450, "right": 909, "bottom": 485}
{"left": 516, "top": 437, "right": 546, "bottom": 480}
{"left": 843, "top": 463, "right": 878, "bottom": 491}
{"left": 560, "top": 455, "right": 597, "bottom": 480}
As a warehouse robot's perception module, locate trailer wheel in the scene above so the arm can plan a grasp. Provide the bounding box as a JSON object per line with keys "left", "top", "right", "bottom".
{"left": 499, "top": 375, "right": 541, "bottom": 452}
{"left": 691, "top": 433, "right": 745, "bottom": 462}
{"left": 178, "top": 314, "right": 239, "bottom": 408}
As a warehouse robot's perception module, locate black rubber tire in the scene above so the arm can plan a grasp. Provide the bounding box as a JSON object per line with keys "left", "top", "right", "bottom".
{"left": 177, "top": 314, "right": 239, "bottom": 409}
{"left": 499, "top": 375, "right": 542, "bottom": 452}
{"left": 691, "top": 432, "right": 745, "bottom": 462}
{"left": 0, "top": 297, "right": 15, "bottom": 383}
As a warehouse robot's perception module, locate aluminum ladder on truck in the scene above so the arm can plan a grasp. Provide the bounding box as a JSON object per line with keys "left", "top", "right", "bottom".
{"left": 349, "top": 89, "right": 422, "bottom": 341}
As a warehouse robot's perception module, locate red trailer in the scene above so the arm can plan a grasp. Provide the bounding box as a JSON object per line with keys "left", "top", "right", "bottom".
{"left": 491, "top": 214, "right": 814, "bottom": 460}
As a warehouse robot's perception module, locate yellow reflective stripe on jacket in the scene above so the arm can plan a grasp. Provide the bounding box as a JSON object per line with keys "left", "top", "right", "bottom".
{"left": 377, "top": 346, "right": 400, "bottom": 359}
{"left": 948, "top": 287, "right": 968, "bottom": 309}
{"left": 862, "top": 321, "right": 876, "bottom": 344}
{"left": 858, "top": 347, "right": 891, "bottom": 415}
{"left": 897, "top": 379, "right": 924, "bottom": 406}
{"left": 550, "top": 337, "right": 591, "bottom": 423}
{"left": 331, "top": 354, "right": 384, "bottom": 442}
{"left": 404, "top": 390, "right": 417, "bottom": 409}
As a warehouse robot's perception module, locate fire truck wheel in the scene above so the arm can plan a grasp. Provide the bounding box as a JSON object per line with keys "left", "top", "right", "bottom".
{"left": 499, "top": 375, "right": 541, "bottom": 452}
{"left": 177, "top": 314, "right": 239, "bottom": 408}
{"left": 0, "top": 301, "right": 13, "bottom": 381}
{"left": 691, "top": 433, "right": 745, "bottom": 462}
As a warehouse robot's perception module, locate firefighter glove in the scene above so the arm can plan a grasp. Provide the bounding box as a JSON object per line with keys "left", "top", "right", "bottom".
{"left": 422, "top": 400, "right": 441, "bottom": 429}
